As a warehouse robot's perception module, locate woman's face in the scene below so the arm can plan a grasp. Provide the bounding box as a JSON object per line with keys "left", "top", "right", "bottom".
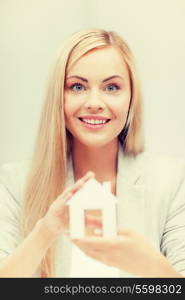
{"left": 64, "top": 46, "right": 131, "bottom": 148}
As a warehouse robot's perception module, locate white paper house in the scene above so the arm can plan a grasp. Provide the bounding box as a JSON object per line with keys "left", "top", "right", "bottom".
{"left": 67, "top": 178, "right": 117, "bottom": 238}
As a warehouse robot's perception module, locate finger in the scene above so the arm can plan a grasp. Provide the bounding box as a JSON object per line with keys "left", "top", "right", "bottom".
{"left": 71, "top": 171, "right": 95, "bottom": 194}
{"left": 55, "top": 191, "right": 73, "bottom": 208}
{"left": 79, "top": 249, "right": 102, "bottom": 261}
{"left": 53, "top": 200, "right": 70, "bottom": 220}
{"left": 73, "top": 237, "right": 113, "bottom": 249}
{"left": 83, "top": 250, "right": 109, "bottom": 266}
{"left": 72, "top": 242, "right": 109, "bottom": 265}
{"left": 73, "top": 239, "right": 102, "bottom": 254}
{"left": 57, "top": 187, "right": 73, "bottom": 201}
{"left": 56, "top": 171, "right": 95, "bottom": 206}
{"left": 56, "top": 180, "right": 85, "bottom": 203}
{"left": 76, "top": 171, "right": 95, "bottom": 185}
{"left": 83, "top": 171, "right": 95, "bottom": 180}
{"left": 61, "top": 172, "right": 94, "bottom": 201}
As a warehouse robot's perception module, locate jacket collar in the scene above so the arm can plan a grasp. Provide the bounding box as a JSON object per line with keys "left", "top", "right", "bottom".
{"left": 117, "top": 142, "right": 144, "bottom": 186}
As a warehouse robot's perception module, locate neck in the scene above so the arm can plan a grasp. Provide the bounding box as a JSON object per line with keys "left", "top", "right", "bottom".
{"left": 71, "top": 139, "right": 119, "bottom": 183}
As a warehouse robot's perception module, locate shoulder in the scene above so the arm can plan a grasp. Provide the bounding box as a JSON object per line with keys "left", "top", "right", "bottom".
{"left": 135, "top": 151, "right": 185, "bottom": 197}
{"left": 0, "top": 159, "right": 31, "bottom": 182}
{"left": 119, "top": 146, "right": 185, "bottom": 188}
{"left": 137, "top": 151, "right": 185, "bottom": 178}
{"left": 0, "top": 159, "right": 31, "bottom": 200}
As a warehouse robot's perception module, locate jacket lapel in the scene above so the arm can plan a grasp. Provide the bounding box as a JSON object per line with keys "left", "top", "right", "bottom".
{"left": 116, "top": 144, "right": 147, "bottom": 236}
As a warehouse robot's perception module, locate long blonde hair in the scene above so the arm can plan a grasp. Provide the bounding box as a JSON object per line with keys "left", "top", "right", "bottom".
{"left": 21, "top": 28, "right": 144, "bottom": 277}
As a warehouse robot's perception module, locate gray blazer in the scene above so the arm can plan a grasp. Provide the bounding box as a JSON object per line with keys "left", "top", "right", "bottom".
{"left": 0, "top": 144, "right": 185, "bottom": 277}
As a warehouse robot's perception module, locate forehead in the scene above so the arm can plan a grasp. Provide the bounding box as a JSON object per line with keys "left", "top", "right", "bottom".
{"left": 67, "top": 47, "right": 129, "bottom": 79}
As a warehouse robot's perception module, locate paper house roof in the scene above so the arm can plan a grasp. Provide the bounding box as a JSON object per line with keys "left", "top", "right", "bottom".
{"left": 67, "top": 178, "right": 117, "bottom": 209}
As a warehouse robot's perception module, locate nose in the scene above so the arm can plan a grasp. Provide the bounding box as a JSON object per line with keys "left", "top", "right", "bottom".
{"left": 84, "top": 91, "right": 105, "bottom": 112}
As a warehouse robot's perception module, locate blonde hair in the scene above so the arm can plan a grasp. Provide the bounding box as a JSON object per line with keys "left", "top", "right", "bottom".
{"left": 21, "top": 28, "right": 144, "bottom": 277}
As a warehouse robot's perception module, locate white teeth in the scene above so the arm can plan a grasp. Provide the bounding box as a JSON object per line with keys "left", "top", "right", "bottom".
{"left": 81, "top": 118, "right": 107, "bottom": 124}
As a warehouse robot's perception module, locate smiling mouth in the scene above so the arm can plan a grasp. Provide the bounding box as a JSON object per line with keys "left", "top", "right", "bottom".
{"left": 78, "top": 118, "right": 111, "bottom": 124}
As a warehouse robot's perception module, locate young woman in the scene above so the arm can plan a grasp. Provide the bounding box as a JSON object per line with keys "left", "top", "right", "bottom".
{"left": 0, "top": 28, "right": 185, "bottom": 278}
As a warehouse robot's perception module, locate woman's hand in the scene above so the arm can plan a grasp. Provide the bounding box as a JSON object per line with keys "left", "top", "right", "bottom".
{"left": 73, "top": 226, "right": 180, "bottom": 277}
{"left": 41, "top": 171, "right": 94, "bottom": 239}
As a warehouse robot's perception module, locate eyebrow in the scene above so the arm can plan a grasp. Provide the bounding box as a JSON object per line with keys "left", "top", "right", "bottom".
{"left": 66, "top": 75, "right": 123, "bottom": 82}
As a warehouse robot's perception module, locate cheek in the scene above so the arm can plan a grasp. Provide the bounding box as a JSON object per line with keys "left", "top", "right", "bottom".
{"left": 64, "top": 103, "right": 72, "bottom": 119}
{"left": 112, "top": 98, "right": 130, "bottom": 121}
{"left": 64, "top": 94, "right": 84, "bottom": 119}
{"left": 64, "top": 97, "right": 77, "bottom": 119}
{"left": 64, "top": 101, "right": 75, "bottom": 132}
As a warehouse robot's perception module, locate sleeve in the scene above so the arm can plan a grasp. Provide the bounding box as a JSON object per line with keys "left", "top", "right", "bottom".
{"left": 160, "top": 163, "right": 185, "bottom": 276}
{"left": 0, "top": 163, "right": 23, "bottom": 260}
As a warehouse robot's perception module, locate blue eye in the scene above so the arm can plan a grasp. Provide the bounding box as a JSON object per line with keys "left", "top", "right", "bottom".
{"left": 70, "top": 83, "right": 85, "bottom": 92}
{"left": 106, "top": 84, "right": 120, "bottom": 92}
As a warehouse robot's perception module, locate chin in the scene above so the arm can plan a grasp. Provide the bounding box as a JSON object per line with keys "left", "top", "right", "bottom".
{"left": 76, "top": 137, "right": 115, "bottom": 149}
